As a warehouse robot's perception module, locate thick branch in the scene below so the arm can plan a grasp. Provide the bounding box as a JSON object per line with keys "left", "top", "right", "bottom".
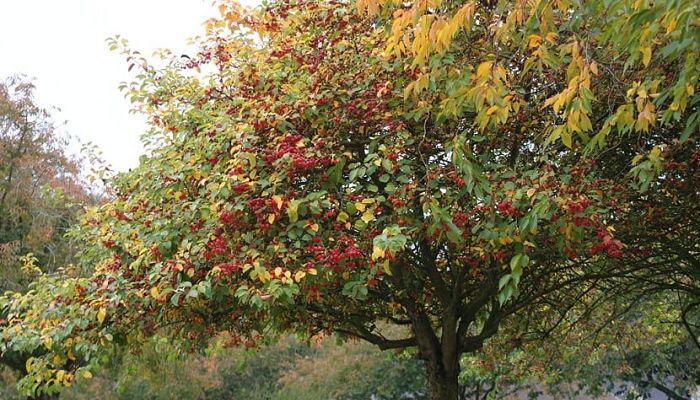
{"left": 335, "top": 328, "right": 417, "bottom": 350}
{"left": 460, "top": 299, "right": 502, "bottom": 353}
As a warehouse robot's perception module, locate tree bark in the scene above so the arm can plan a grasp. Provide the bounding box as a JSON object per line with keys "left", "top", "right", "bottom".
{"left": 426, "top": 356, "right": 460, "bottom": 400}
{"left": 29, "top": 394, "right": 59, "bottom": 400}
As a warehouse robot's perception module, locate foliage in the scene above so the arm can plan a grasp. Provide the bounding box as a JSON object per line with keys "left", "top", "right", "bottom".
{"left": 18, "top": 334, "right": 425, "bottom": 400}
{"left": 59, "top": 336, "right": 219, "bottom": 400}
{"left": 1, "top": 0, "right": 698, "bottom": 399}
{"left": 531, "top": 295, "right": 699, "bottom": 400}
{"left": 202, "top": 336, "right": 314, "bottom": 400}
{"left": 272, "top": 337, "right": 426, "bottom": 400}
{"left": 0, "top": 75, "right": 97, "bottom": 395}
{"left": 460, "top": 291, "right": 699, "bottom": 400}
{"left": 0, "top": 366, "right": 22, "bottom": 400}
{"left": 0, "top": 75, "right": 93, "bottom": 287}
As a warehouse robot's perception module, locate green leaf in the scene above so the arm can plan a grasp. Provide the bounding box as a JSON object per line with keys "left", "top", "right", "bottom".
{"left": 499, "top": 274, "right": 512, "bottom": 290}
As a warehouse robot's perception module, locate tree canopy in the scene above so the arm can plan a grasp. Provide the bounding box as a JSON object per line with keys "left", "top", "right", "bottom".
{"left": 0, "top": 75, "right": 92, "bottom": 287}
{"left": 1, "top": 1, "right": 698, "bottom": 399}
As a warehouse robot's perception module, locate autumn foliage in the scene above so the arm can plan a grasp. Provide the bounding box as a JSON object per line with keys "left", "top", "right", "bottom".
{"left": 1, "top": 0, "right": 698, "bottom": 398}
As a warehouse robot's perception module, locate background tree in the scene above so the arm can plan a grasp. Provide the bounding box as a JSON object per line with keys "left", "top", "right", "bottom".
{"left": 487, "top": 291, "right": 700, "bottom": 399}
{"left": 0, "top": 75, "right": 96, "bottom": 400}
{"left": 30, "top": 333, "right": 426, "bottom": 400}
{"left": 1, "top": 1, "right": 698, "bottom": 399}
{"left": 0, "top": 75, "right": 93, "bottom": 290}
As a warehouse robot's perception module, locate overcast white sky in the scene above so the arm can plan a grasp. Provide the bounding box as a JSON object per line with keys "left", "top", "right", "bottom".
{"left": 0, "top": 0, "right": 257, "bottom": 172}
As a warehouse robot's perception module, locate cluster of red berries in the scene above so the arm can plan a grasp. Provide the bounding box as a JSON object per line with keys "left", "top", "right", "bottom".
{"left": 315, "top": 236, "right": 365, "bottom": 272}
{"left": 388, "top": 195, "right": 405, "bottom": 208}
{"left": 567, "top": 197, "right": 592, "bottom": 214}
{"left": 493, "top": 249, "right": 508, "bottom": 262}
{"left": 573, "top": 217, "right": 592, "bottom": 227}
{"left": 306, "top": 243, "right": 327, "bottom": 262}
{"left": 497, "top": 200, "right": 519, "bottom": 216}
{"left": 218, "top": 263, "right": 240, "bottom": 275}
{"left": 589, "top": 227, "right": 624, "bottom": 258}
{"left": 190, "top": 219, "right": 205, "bottom": 232}
{"left": 233, "top": 183, "right": 249, "bottom": 194}
{"left": 251, "top": 119, "right": 270, "bottom": 131}
{"left": 150, "top": 245, "right": 161, "bottom": 261}
{"left": 114, "top": 210, "right": 131, "bottom": 222}
{"left": 263, "top": 134, "right": 305, "bottom": 164}
{"left": 103, "top": 254, "right": 122, "bottom": 272}
{"left": 269, "top": 47, "right": 292, "bottom": 59}
{"left": 292, "top": 154, "right": 317, "bottom": 170}
{"left": 248, "top": 197, "right": 266, "bottom": 211}
{"left": 452, "top": 212, "right": 470, "bottom": 227}
{"left": 204, "top": 235, "right": 228, "bottom": 261}
{"left": 219, "top": 211, "right": 236, "bottom": 226}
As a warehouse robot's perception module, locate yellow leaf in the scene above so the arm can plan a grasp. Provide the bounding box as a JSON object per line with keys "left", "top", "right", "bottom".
{"left": 307, "top": 268, "right": 317, "bottom": 276}
{"left": 527, "top": 34, "right": 541, "bottom": 48}
{"left": 97, "top": 307, "right": 106, "bottom": 324}
{"left": 274, "top": 267, "right": 283, "bottom": 277}
{"left": 543, "top": 93, "right": 559, "bottom": 110}
{"left": 416, "top": 73, "right": 429, "bottom": 93}
{"left": 187, "top": 268, "right": 195, "bottom": 278}
{"left": 338, "top": 211, "right": 349, "bottom": 222}
{"left": 310, "top": 223, "right": 319, "bottom": 232}
{"left": 81, "top": 370, "right": 93, "bottom": 379}
{"left": 666, "top": 18, "right": 677, "bottom": 34}
{"left": 287, "top": 200, "right": 299, "bottom": 222}
{"left": 372, "top": 245, "right": 385, "bottom": 261}
{"left": 403, "top": 82, "right": 415, "bottom": 100}
{"left": 150, "top": 286, "right": 159, "bottom": 299}
{"left": 563, "top": 223, "right": 573, "bottom": 240}
{"left": 356, "top": 0, "right": 366, "bottom": 14}
{"left": 561, "top": 129, "right": 573, "bottom": 148}
{"left": 476, "top": 61, "right": 492, "bottom": 78}
{"left": 57, "top": 370, "right": 65, "bottom": 383}
{"left": 499, "top": 236, "right": 514, "bottom": 245}
{"left": 553, "top": 93, "right": 567, "bottom": 114}
{"left": 272, "top": 195, "right": 283, "bottom": 209}
{"left": 590, "top": 61, "right": 598, "bottom": 75}
{"left": 361, "top": 210, "right": 375, "bottom": 223}
{"left": 641, "top": 47, "right": 652, "bottom": 67}
{"left": 355, "top": 202, "right": 366, "bottom": 212}
{"left": 526, "top": 188, "right": 536, "bottom": 198}
{"left": 380, "top": 259, "right": 392, "bottom": 275}
{"left": 294, "top": 271, "right": 306, "bottom": 282}
{"left": 268, "top": 213, "right": 276, "bottom": 224}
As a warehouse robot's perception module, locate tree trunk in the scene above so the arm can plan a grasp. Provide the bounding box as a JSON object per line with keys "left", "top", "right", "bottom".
{"left": 426, "top": 359, "right": 460, "bottom": 400}
{"left": 29, "top": 394, "right": 59, "bottom": 400}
